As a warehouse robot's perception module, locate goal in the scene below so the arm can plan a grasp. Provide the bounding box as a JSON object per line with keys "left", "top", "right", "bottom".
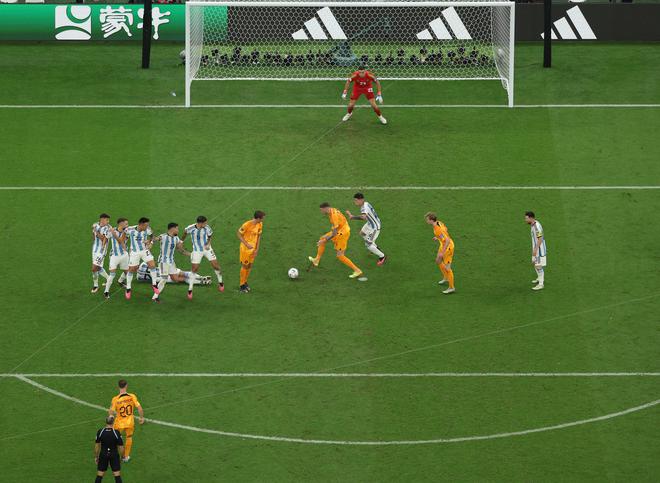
{"left": 185, "top": 1, "right": 515, "bottom": 107}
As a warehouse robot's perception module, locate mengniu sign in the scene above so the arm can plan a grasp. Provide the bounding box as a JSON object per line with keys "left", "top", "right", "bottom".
{"left": 0, "top": 4, "right": 186, "bottom": 40}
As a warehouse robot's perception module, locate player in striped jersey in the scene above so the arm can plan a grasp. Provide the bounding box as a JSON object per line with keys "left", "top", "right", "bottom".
{"left": 136, "top": 263, "right": 211, "bottom": 286}
{"left": 181, "top": 215, "right": 224, "bottom": 300}
{"left": 345, "top": 192, "right": 387, "bottom": 265}
{"left": 103, "top": 217, "right": 129, "bottom": 299}
{"left": 125, "top": 217, "right": 160, "bottom": 300}
{"left": 151, "top": 223, "right": 190, "bottom": 302}
{"left": 91, "top": 213, "right": 111, "bottom": 294}
{"left": 525, "top": 211, "right": 547, "bottom": 291}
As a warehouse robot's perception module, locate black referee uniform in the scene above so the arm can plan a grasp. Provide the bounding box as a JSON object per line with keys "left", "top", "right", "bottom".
{"left": 95, "top": 426, "right": 123, "bottom": 473}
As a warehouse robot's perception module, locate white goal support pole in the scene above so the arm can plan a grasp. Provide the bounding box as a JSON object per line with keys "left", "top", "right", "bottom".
{"left": 185, "top": 0, "right": 515, "bottom": 107}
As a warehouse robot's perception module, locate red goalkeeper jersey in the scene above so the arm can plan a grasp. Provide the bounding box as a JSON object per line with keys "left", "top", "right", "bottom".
{"left": 350, "top": 71, "right": 376, "bottom": 90}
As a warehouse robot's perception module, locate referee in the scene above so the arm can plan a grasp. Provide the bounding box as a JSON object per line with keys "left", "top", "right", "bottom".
{"left": 94, "top": 415, "right": 124, "bottom": 483}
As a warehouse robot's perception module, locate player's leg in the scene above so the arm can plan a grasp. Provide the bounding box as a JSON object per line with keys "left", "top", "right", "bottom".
{"left": 104, "top": 257, "right": 118, "bottom": 298}
{"left": 343, "top": 96, "right": 358, "bottom": 121}
{"left": 122, "top": 426, "right": 134, "bottom": 461}
{"left": 309, "top": 232, "right": 331, "bottom": 266}
{"left": 188, "top": 252, "right": 201, "bottom": 298}
{"left": 441, "top": 247, "right": 455, "bottom": 294}
{"left": 109, "top": 454, "right": 122, "bottom": 483}
{"left": 240, "top": 261, "right": 252, "bottom": 292}
{"left": 532, "top": 257, "right": 546, "bottom": 290}
{"left": 335, "top": 238, "right": 362, "bottom": 277}
{"left": 368, "top": 97, "right": 387, "bottom": 124}
{"left": 362, "top": 228, "right": 386, "bottom": 264}
{"left": 144, "top": 257, "right": 160, "bottom": 294}
{"left": 125, "top": 253, "right": 139, "bottom": 300}
{"left": 208, "top": 252, "right": 224, "bottom": 292}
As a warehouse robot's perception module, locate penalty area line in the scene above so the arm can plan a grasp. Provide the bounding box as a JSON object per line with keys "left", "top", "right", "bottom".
{"left": 0, "top": 104, "right": 659, "bottom": 109}
{"left": 1, "top": 186, "right": 659, "bottom": 191}
{"left": 3, "top": 372, "right": 659, "bottom": 378}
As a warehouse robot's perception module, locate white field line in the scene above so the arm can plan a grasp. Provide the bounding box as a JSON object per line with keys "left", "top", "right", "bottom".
{"left": 3, "top": 372, "right": 659, "bottom": 378}
{"left": 0, "top": 104, "right": 659, "bottom": 109}
{"left": 1, "top": 186, "right": 659, "bottom": 191}
{"left": 14, "top": 376, "right": 660, "bottom": 446}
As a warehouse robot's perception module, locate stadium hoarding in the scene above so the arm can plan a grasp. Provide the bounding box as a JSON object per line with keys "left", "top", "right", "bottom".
{"left": 0, "top": 4, "right": 658, "bottom": 41}
{"left": 0, "top": 4, "right": 188, "bottom": 40}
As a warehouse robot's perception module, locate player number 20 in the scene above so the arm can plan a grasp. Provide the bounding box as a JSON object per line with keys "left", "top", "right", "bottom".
{"left": 119, "top": 406, "right": 133, "bottom": 417}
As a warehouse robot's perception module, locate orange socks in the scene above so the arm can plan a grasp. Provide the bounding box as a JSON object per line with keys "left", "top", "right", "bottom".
{"left": 124, "top": 436, "right": 133, "bottom": 458}
{"left": 315, "top": 243, "right": 326, "bottom": 261}
{"left": 240, "top": 267, "right": 251, "bottom": 286}
{"left": 337, "top": 255, "right": 360, "bottom": 273}
{"left": 446, "top": 268, "right": 455, "bottom": 288}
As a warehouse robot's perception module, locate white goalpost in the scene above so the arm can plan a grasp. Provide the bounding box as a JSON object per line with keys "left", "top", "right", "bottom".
{"left": 185, "top": 0, "right": 515, "bottom": 107}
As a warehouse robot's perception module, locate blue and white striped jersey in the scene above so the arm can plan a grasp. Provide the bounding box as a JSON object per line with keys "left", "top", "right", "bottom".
{"left": 360, "top": 201, "right": 382, "bottom": 230}
{"left": 185, "top": 224, "right": 213, "bottom": 252}
{"left": 126, "top": 225, "right": 153, "bottom": 252}
{"left": 109, "top": 227, "right": 127, "bottom": 256}
{"left": 158, "top": 233, "right": 181, "bottom": 264}
{"left": 531, "top": 221, "right": 547, "bottom": 257}
{"left": 92, "top": 223, "right": 110, "bottom": 255}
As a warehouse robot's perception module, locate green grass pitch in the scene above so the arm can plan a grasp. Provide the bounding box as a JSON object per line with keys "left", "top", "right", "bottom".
{"left": 0, "top": 41, "right": 659, "bottom": 482}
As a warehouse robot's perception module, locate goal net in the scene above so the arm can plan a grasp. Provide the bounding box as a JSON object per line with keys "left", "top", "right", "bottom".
{"left": 185, "top": 1, "right": 515, "bottom": 106}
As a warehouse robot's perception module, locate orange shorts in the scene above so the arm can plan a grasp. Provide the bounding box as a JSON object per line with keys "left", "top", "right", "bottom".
{"left": 321, "top": 231, "right": 350, "bottom": 252}
{"left": 113, "top": 422, "right": 134, "bottom": 437}
{"left": 438, "top": 243, "right": 454, "bottom": 265}
{"left": 240, "top": 245, "right": 257, "bottom": 265}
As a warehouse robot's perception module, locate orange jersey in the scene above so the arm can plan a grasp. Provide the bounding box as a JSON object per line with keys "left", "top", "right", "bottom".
{"left": 350, "top": 71, "right": 376, "bottom": 89}
{"left": 328, "top": 208, "right": 350, "bottom": 235}
{"left": 433, "top": 221, "right": 454, "bottom": 248}
{"left": 238, "top": 220, "right": 263, "bottom": 247}
{"left": 110, "top": 393, "right": 141, "bottom": 427}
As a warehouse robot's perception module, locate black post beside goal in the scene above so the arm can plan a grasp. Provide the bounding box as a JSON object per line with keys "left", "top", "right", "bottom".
{"left": 141, "top": 0, "right": 153, "bottom": 69}
{"left": 543, "top": 0, "right": 552, "bottom": 67}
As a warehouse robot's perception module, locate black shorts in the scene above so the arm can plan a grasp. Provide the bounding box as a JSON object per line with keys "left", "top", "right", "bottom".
{"left": 97, "top": 453, "right": 120, "bottom": 472}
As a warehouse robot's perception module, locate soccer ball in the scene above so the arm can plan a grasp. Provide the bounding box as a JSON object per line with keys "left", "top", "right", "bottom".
{"left": 288, "top": 268, "right": 299, "bottom": 279}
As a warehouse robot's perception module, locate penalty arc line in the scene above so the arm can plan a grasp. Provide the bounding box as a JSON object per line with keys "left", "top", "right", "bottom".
{"left": 13, "top": 375, "right": 660, "bottom": 446}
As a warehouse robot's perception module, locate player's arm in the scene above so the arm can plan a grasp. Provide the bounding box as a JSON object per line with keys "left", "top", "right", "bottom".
{"left": 136, "top": 403, "right": 145, "bottom": 425}
{"left": 373, "top": 76, "right": 383, "bottom": 103}
{"left": 254, "top": 231, "right": 262, "bottom": 254}
{"left": 318, "top": 227, "right": 338, "bottom": 245}
{"left": 94, "top": 442, "right": 101, "bottom": 463}
{"left": 436, "top": 235, "right": 449, "bottom": 263}
{"left": 342, "top": 76, "right": 353, "bottom": 99}
{"left": 532, "top": 234, "right": 542, "bottom": 260}
{"left": 204, "top": 234, "right": 212, "bottom": 250}
{"left": 176, "top": 241, "right": 191, "bottom": 257}
{"left": 237, "top": 228, "right": 253, "bottom": 250}
{"left": 345, "top": 210, "right": 367, "bottom": 221}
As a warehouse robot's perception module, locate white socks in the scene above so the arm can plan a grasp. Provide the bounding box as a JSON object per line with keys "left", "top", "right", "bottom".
{"left": 118, "top": 272, "right": 127, "bottom": 284}
{"left": 92, "top": 272, "right": 99, "bottom": 288}
{"left": 366, "top": 243, "right": 385, "bottom": 258}
{"left": 214, "top": 270, "right": 223, "bottom": 284}
{"left": 105, "top": 272, "right": 116, "bottom": 292}
{"left": 535, "top": 267, "right": 545, "bottom": 285}
{"left": 149, "top": 268, "right": 159, "bottom": 287}
{"left": 126, "top": 272, "right": 134, "bottom": 290}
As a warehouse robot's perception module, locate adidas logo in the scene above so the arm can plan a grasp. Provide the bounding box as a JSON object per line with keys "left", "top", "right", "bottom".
{"left": 417, "top": 7, "right": 471, "bottom": 40}
{"left": 540, "top": 6, "right": 596, "bottom": 40}
{"left": 292, "top": 7, "right": 347, "bottom": 40}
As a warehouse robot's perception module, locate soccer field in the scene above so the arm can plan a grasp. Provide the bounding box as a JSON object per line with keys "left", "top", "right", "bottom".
{"left": 0, "top": 41, "right": 659, "bottom": 482}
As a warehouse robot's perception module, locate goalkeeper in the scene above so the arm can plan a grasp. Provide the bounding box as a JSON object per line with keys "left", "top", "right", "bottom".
{"left": 341, "top": 65, "right": 387, "bottom": 125}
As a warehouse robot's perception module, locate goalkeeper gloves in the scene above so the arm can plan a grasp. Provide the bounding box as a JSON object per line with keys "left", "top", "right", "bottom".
{"left": 342, "top": 90, "right": 347, "bottom": 100}
{"left": 376, "top": 94, "right": 383, "bottom": 104}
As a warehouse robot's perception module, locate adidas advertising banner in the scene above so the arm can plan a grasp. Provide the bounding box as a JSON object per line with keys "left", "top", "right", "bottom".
{"left": 516, "top": 4, "right": 660, "bottom": 41}
{"left": 0, "top": 4, "right": 187, "bottom": 41}
{"left": 0, "top": 4, "right": 657, "bottom": 42}
{"left": 226, "top": 6, "right": 492, "bottom": 43}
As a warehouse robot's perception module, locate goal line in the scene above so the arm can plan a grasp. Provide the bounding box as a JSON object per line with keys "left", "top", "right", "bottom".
{"left": 3, "top": 372, "right": 659, "bottom": 378}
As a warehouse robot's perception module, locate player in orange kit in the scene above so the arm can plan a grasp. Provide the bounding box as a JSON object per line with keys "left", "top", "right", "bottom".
{"left": 108, "top": 379, "right": 144, "bottom": 463}
{"left": 237, "top": 210, "right": 265, "bottom": 293}
{"left": 309, "top": 202, "right": 363, "bottom": 279}
{"left": 425, "top": 212, "right": 456, "bottom": 294}
{"left": 341, "top": 65, "right": 387, "bottom": 124}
